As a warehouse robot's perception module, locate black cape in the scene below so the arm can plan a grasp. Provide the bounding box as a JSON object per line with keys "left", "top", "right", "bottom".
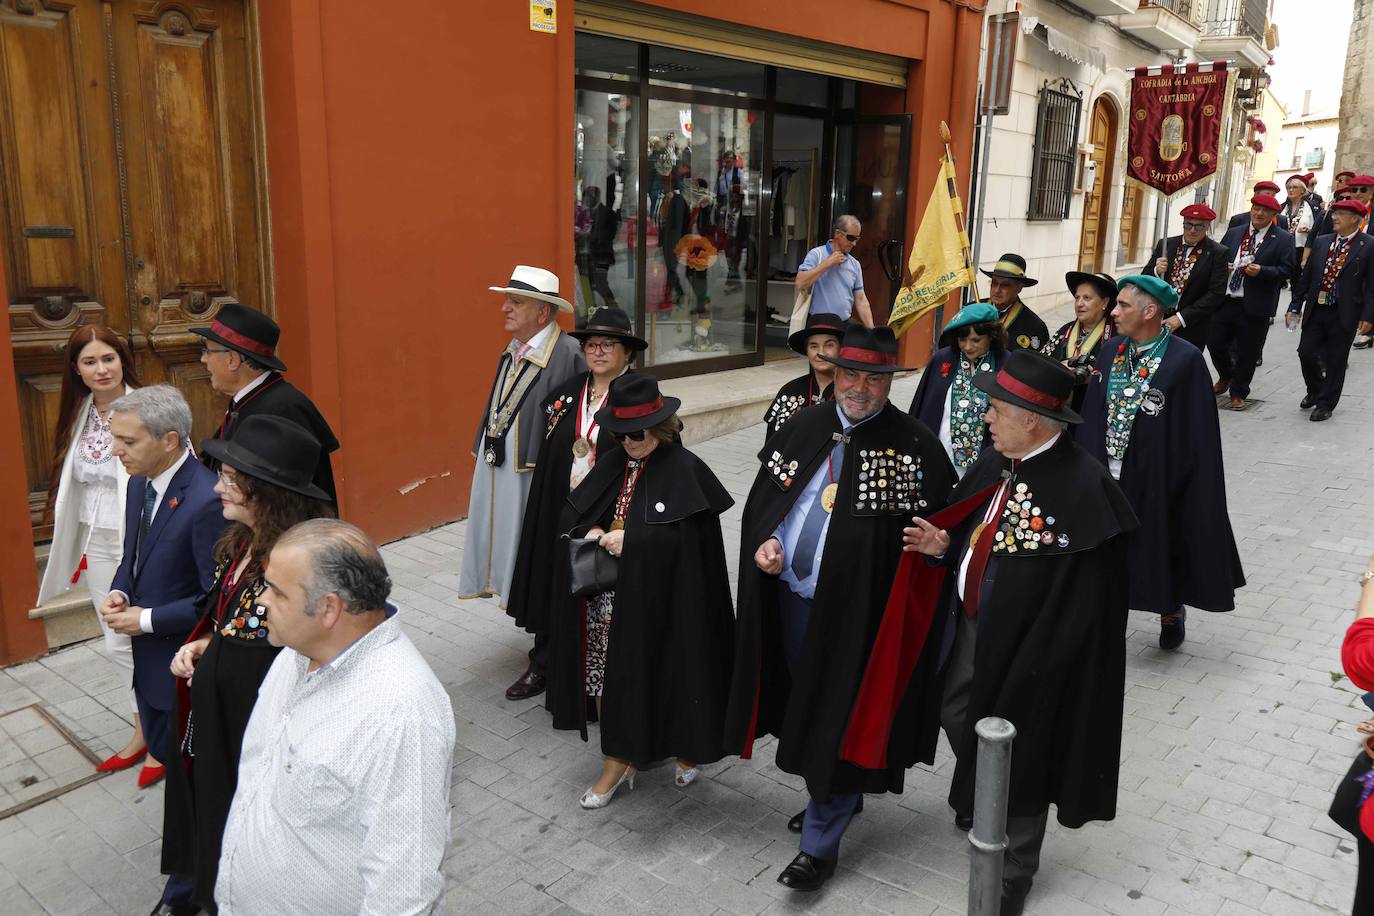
{"left": 722, "top": 401, "right": 956, "bottom": 799}
{"left": 1076, "top": 335, "right": 1245, "bottom": 613}
{"left": 202, "top": 373, "right": 340, "bottom": 502}
{"left": 506, "top": 372, "right": 620, "bottom": 635}
{"left": 907, "top": 346, "right": 1005, "bottom": 458}
{"left": 1003, "top": 301, "right": 1049, "bottom": 351}
{"left": 931, "top": 436, "right": 1139, "bottom": 826}
{"left": 1043, "top": 320, "right": 1113, "bottom": 412}
{"left": 763, "top": 370, "right": 834, "bottom": 440}
{"left": 545, "top": 441, "right": 736, "bottom": 765}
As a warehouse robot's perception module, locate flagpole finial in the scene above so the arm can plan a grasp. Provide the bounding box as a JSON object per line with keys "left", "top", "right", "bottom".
{"left": 939, "top": 121, "right": 951, "bottom": 143}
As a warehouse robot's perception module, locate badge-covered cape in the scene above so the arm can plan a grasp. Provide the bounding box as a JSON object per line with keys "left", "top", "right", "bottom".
{"left": 763, "top": 370, "right": 834, "bottom": 440}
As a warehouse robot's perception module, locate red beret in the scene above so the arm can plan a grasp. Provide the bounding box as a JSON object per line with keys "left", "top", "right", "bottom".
{"left": 1331, "top": 199, "right": 1370, "bottom": 217}
{"left": 1250, "top": 193, "right": 1282, "bottom": 211}
{"left": 1348, "top": 174, "right": 1374, "bottom": 188}
{"left": 1179, "top": 203, "right": 1217, "bottom": 221}
{"left": 1253, "top": 180, "right": 1281, "bottom": 193}
{"left": 1301, "top": 172, "right": 1316, "bottom": 182}
{"left": 1337, "top": 170, "right": 1357, "bottom": 181}
{"left": 1336, "top": 185, "right": 1352, "bottom": 197}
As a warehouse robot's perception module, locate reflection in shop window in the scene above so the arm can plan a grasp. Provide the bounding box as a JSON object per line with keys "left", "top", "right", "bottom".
{"left": 574, "top": 91, "right": 638, "bottom": 324}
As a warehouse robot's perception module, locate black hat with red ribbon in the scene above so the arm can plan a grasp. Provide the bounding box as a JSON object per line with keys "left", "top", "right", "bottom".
{"left": 972, "top": 349, "right": 1082, "bottom": 424}
{"left": 817, "top": 324, "right": 912, "bottom": 374}
{"left": 191, "top": 303, "right": 287, "bottom": 372}
{"left": 593, "top": 373, "right": 681, "bottom": 434}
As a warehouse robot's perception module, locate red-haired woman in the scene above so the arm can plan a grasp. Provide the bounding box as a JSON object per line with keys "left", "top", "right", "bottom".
{"left": 36, "top": 325, "right": 146, "bottom": 770}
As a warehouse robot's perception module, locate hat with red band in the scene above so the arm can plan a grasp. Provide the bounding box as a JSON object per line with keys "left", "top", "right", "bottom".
{"left": 971, "top": 349, "right": 1081, "bottom": 424}
{"left": 818, "top": 324, "right": 913, "bottom": 374}
{"left": 1331, "top": 199, "right": 1370, "bottom": 218}
{"left": 1251, "top": 193, "right": 1283, "bottom": 212}
{"left": 593, "top": 373, "right": 681, "bottom": 434}
{"left": 788, "top": 311, "right": 847, "bottom": 355}
{"left": 1179, "top": 203, "right": 1217, "bottom": 222}
{"left": 1253, "top": 180, "right": 1281, "bottom": 194}
{"left": 191, "top": 303, "right": 286, "bottom": 372}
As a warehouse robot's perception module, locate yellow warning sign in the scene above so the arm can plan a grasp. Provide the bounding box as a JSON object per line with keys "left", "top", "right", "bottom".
{"left": 530, "top": 1, "right": 556, "bottom": 33}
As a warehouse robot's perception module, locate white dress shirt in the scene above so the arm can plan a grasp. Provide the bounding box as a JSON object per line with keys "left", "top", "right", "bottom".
{"left": 957, "top": 433, "right": 1059, "bottom": 601}
{"left": 231, "top": 371, "right": 272, "bottom": 405}
{"left": 1226, "top": 224, "right": 1270, "bottom": 298}
{"left": 216, "top": 613, "right": 456, "bottom": 916}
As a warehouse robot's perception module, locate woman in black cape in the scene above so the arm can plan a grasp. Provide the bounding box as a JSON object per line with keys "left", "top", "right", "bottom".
{"left": 1042, "top": 270, "right": 1116, "bottom": 412}
{"left": 763, "top": 313, "right": 844, "bottom": 438}
{"left": 162, "top": 416, "right": 333, "bottom": 912}
{"left": 505, "top": 307, "right": 645, "bottom": 693}
{"left": 545, "top": 374, "right": 736, "bottom": 809}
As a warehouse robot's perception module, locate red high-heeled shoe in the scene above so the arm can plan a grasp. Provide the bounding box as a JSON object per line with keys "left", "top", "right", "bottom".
{"left": 95, "top": 748, "right": 146, "bottom": 773}
{"left": 136, "top": 763, "right": 166, "bottom": 788}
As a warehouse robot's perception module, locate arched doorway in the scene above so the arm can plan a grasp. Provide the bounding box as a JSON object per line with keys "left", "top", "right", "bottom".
{"left": 1077, "top": 95, "right": 1118, "bottom": 272}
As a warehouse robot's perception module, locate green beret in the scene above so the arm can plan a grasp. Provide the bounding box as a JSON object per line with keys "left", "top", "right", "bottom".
{"left": 941, "top": 301, "right": 1000, "bottom": 336}
{"left": 1117, "top": 274, "right": 1179, "bottom": 314}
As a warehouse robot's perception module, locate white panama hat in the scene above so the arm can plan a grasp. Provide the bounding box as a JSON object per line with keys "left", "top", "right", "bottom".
{"left": 489, "top": 265, "right": 573, "bottom": 313}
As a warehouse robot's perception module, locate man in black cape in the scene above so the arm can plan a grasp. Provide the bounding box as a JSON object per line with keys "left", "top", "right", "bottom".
{"left": 1145, "top": 202, "right": 1229, "bottom": 352}
{"left": 1077, "top": 275, "right": 1245, "bottom": 651}
{"left": 193, "top": 303, "right": 340, "bottom": 502}
{"left": 982, "top": 253, "right": 1049, "bottom": 351}
{"left": 722, "top": 325, "right": 956, "bottom": 892}
{"left": 901, "top": 350, "right": 1138, "bottom": 915}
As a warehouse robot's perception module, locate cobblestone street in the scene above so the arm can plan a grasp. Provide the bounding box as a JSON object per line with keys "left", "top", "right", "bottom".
{"left": 0, "top": 325, "right": 1371, "bottom": 916}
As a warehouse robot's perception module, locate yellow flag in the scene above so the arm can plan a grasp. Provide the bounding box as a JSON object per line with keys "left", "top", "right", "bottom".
{"left": 888, "top": 156, "right": 977, "bottom": 338}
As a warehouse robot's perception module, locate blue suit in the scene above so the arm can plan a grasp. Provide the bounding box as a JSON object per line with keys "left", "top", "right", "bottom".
{"left": 1293, "top": 231, "right": 1374, "bottom": 410}
{"left": 1209, "top": 222, "right": 1294, "bottom": 400}
{"left": 110, "top": 455, "right": 226, "bottom": 764}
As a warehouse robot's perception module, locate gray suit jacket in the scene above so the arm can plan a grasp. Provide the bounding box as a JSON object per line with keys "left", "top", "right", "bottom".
{"left": 472, "top": 325, "right": 587, "bottom": 471}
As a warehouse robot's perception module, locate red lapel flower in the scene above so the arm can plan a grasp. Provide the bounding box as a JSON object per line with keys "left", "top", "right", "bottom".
{"left": 168, "top": 497, "right": 180, "bottom": 510}
{"left": 940, "top": 361, "right": 952, "bottom": 378}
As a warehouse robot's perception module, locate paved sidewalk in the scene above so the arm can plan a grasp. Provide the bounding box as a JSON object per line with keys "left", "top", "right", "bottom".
{"left": 0, "top": 325, "right": 1371, "bottom": 915}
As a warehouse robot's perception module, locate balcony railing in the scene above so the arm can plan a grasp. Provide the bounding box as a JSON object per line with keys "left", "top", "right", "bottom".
{"left": 1200, "top": 0, "right": 1266, "bottom": 41}
{"left": 1139, "top": 0, "right": 1198, "bottom": 20}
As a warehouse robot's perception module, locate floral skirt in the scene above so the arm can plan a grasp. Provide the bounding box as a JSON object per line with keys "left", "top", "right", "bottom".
{"left": 586, "top": 590, "right": 615, "bottom": 696}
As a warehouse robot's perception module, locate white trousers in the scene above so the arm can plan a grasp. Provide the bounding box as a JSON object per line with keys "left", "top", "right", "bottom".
{"left": 79, "top": 524, "right": 137, "bottom": 714}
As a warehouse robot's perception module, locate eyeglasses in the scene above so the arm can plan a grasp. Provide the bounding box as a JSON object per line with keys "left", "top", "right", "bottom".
{"left": 1182, "top": 221, "right": 1209, "bottom": 231}
{"left": 200, "top": 346, "right": 230, "bottom": 358}
{"left": 612, "top": 429, "right": 647, "bottom": 442}
{"left": 582, "top": 340, "right": 621, "bottom": 354}
{"left": 842, "top": 233, "right": 860, "bottom": 242}
{"left": 217, "top": 469, "right": 240, "bottom": 489}
{"left": 955, "top": 323, "right": 996, "bottom": 339}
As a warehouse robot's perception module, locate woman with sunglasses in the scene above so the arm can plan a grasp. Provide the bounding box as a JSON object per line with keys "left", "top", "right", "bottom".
{"left": 546, "top": 374, "right": 735, "bottom": 809}
{"left": 161, "top": 415, "right": 333, "bottom": 913}
{"left": 506, "top": 307, "right": 644, "bottom": 701}
{"left": 763, "top": 313, "right": 844, "bottom": 439}
{"left": 1045, "top": 271, "right": 1116, "bottom": 411}
{"left": 908, "top": 302, "right": 1007, "bottom": 477}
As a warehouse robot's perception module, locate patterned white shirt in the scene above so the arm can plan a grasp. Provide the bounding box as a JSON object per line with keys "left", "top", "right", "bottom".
{"left": 216, "top": 613, "right": 456, "bottom": 915}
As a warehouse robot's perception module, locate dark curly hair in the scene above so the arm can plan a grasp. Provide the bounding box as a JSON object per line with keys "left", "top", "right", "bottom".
{"left": 214, "top": 471, "right": 335, "bottom": 571}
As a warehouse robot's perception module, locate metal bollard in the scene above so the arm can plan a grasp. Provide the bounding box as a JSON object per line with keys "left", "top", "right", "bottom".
{"left": 967, "top": 716, "right": 1016, "bottom": 916}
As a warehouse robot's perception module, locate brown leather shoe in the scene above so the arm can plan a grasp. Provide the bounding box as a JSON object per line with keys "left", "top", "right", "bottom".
{"left": 1212, "top": 378, "right": 1230, "bottom": 395}
{"left": 1228, "top": 397, "right": 1246, "bottom": 411}
{"left": 505, "top": 668, "right": 547, "bottom": 700}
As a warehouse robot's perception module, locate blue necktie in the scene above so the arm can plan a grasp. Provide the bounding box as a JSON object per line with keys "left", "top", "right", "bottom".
{"left": 790, "top": 439, "right": 845, "bottom": 581}
{"left": 136, "top": 483, "right": 157, "bottom": 572}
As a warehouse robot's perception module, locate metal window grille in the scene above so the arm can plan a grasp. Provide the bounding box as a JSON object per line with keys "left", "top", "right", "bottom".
{"left": 1028, "top": 79, "right": 1082, "bottom": 222}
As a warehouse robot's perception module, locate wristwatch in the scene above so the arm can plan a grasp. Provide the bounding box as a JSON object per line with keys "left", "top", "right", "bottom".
{"left": 1359, "top": 570, "right": 1374, "bottom": 586}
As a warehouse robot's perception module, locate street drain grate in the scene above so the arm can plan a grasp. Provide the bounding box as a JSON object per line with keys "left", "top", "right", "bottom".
{"left": 0, "top": 704, "right": 105, "bottom": 821}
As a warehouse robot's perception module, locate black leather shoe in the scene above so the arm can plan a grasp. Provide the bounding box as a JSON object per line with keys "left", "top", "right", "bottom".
{"left": 1001, "top": 876, "right": 1033, "bottom": 915}
{"left": 1159, "top": 610, "right": 1186, "bottom": 651}
{"left": 504, "top": 668, "right": 546, "bottom": 700}
{"left": 954, "top": 811, "right": 973, "bottom": 831}
{"left": 149, "top": 905, "right": 200, "bottom": 916}
{"left": 1300, "top": 394, "right": 1317, "bottom": 409}
{"left": 776, "top": 852, "right": 836, "bottom": 891}
{"left": 787, "top": 796, "right": 862, "bottom": 834}
{"left": 1311, "top": 406, "right": 1334, "bottom": 422}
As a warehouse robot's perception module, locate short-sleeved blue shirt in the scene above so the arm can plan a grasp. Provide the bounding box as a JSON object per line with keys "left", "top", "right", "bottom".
{"left": 799, "top": 242, "right": 864, "bottom": 320}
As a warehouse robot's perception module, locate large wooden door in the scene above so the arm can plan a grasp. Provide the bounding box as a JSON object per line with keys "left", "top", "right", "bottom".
{"left": 4, "top": 0, "right": 268, "bottom": 537}
{"left": 1077, "top": 96, "right": 1116, "bottom": 273}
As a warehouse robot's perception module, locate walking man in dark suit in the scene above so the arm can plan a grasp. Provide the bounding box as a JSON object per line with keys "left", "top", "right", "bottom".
{"left": 1225, "top": 181, "right": 1291, "bottom": 233}
{"left": 99, "top": 385, "right": 226, "bottom": 915}
{"left": 1211, "top": 194, "right": 1294, "bottom": 410}
{"left": 1294, "top": 200, "right": 1374, "bottom": 420}
{"left": 1147, "top": 202, "right": 1229, "bottom": 352}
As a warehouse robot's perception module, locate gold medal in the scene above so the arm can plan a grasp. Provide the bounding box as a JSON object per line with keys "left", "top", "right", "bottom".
{"left": 609, "top": 519, "right": 625, "bottom": 531}
{"left": 820, "top": 482, "right": 838, "bottom": 514}
{"left": 572, "top": 437, "right": 591, "bottom": 458}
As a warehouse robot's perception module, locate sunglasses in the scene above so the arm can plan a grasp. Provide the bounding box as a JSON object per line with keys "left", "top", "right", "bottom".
{"left": 842, "top": 233, "right": 861, "bottom": 242}
{"left": 612, "top": 429, "right": 647, "bottom": 442}
{"left": 955, "top": 323, "right": 996, "bottom": 339}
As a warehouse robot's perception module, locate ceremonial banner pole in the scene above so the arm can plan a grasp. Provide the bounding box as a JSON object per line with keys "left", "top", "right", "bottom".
{"left": 941, "top": 121, "right": 980, "bottom": 304}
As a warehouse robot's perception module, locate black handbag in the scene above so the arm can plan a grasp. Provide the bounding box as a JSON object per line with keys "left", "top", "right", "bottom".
{"left": 564, "top": 534, "right": 618, "bottom": 597}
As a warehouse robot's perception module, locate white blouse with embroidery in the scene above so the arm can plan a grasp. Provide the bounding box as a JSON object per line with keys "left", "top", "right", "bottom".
{"left": 71, "top": 405, "right": 120, "bottom": 530}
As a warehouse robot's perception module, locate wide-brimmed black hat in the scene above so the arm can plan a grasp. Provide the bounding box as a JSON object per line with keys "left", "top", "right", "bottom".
{"left": 787, "top": 313, "right": 847, "bottom": 355}
{"left": 191, "top": 303, "right": 287, "bottom": 372}
{"left": 1064, "top": 270, "right": 1117, "bottom": 302}
{"left": 818, "top": 325, "right": 913, "bottom": 373}
{"left": 200, "top": 415, "right": 329, "bottom": 500}
{"left": 593, "top": 373, "right": 681, "bottom": 434}
{"left": 570, "top": 307, "right": 648, "bottom": 351}
{"left": 972, "top": 350, "right": 1081, "bottom": 424}
{"left": 980, "top": 253, "right": 1039, "bottom": 287}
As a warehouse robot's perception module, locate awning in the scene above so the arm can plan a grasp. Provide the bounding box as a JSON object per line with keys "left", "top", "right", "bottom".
{"left": 1020, "top": 16, "right": 1106, "bottom": 74}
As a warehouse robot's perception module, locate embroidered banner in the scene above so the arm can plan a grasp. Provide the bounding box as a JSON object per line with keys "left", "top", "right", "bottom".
{"left": 1126, "top": 62, "right": 1231, "bottom": 197}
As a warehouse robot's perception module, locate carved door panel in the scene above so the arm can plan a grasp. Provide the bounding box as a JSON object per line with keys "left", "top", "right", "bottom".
{"left": 3, "top": 0, "right": 267, "bottom": 537}
{"left": 1077, "top": 98, "right": 1116, "bottom": 274}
